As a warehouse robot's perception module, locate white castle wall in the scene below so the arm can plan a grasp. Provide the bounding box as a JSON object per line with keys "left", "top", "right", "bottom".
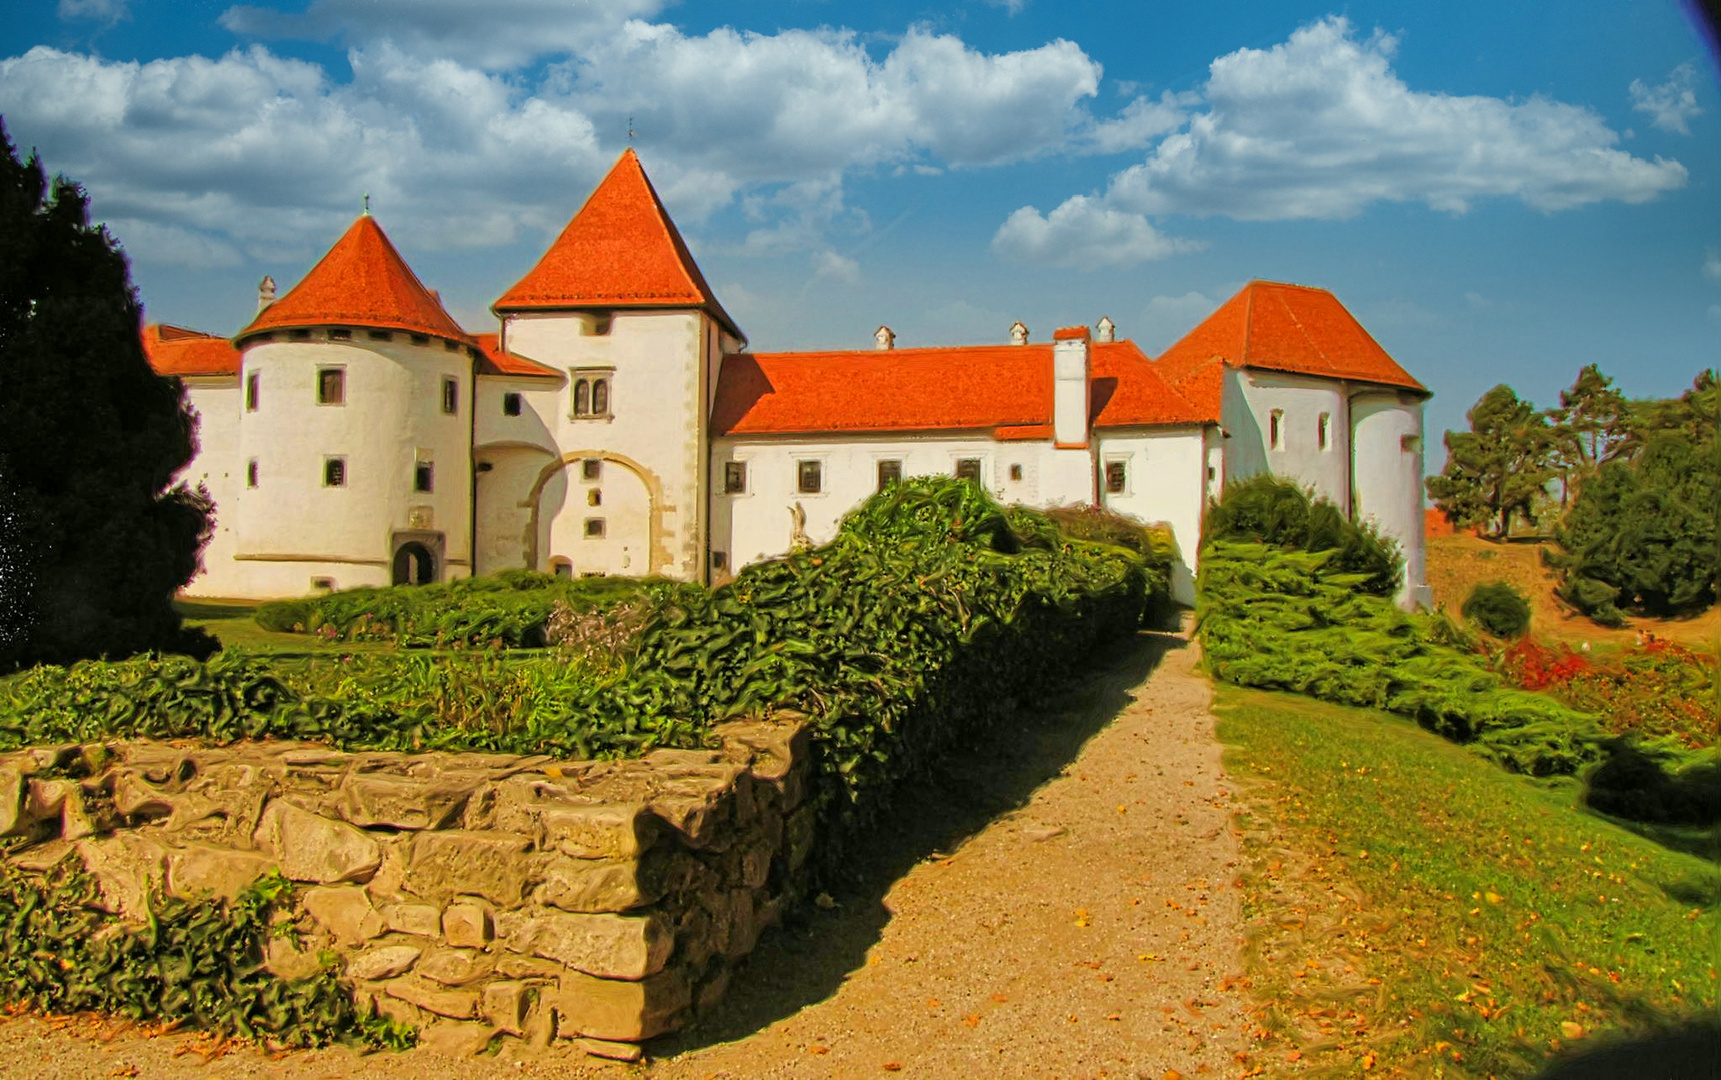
{"left": 178, "top": 378, "right": 247, "bottom": 599}
{"left": 1350, "top": 391, "right": 1428, "bottom": 610}
{"left": 1095, "top": 427, "right": 1208, "bottom": 605}
{"left": 1222, "top": 368, "right": 1351, "bottom": 507}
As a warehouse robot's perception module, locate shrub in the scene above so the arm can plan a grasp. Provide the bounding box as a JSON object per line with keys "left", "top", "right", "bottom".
{"left": 1462, "top": 581, "right": 1532, "bottom": 638}
{"left": 1203, "top": 475, "right": 1401, "bottom": 596}
{"left": 254, "top": 598, "right": 310, "bottom": 633}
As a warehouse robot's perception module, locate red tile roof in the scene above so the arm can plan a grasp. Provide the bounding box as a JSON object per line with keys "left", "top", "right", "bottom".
{"left": 473, "top": 332, "right": 561, "bottom": 379}
{"left": 141, "top": 323, "right": 240, "bottom": 377}
{"left": 493, "top": 149, "right": 744, "bottom": 341}
{"left": 712, "top": 340, "right": 1207, "bottom": 437}
{"left": 1153, "top": 280, "right": 1427, "bottom": 399}
{"left": 239, "top": 215, "right": 472, "bottom": 344}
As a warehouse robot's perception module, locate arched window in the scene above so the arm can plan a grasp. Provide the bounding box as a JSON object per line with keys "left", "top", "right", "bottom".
{"left": 573, "top": 379, "right": 591, "bottom": 417}
{"left": 549, "top": 557, "right": 573, "bottom": 578}
{"left": 591, "top": 378, "right": 609, "bottom": 416}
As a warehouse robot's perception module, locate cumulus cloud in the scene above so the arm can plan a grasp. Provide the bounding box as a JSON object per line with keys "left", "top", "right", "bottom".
{"left": 991, "top": 195, "right": 1202, "bottom": 269}
{"left": 1630, "top": 63, "right": 1703, "bottom": 136}
{"left": 1103, "top": 17, "right": 1686, "bottom": 221}
{"left": 1080, "top": 91, "right": 1193, "bottom": 154}
{"left": 221, "top": 0, "right": 667, "bottom": 71}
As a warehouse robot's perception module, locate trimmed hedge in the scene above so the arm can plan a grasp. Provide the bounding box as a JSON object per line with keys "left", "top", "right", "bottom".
{"left": 1462, "top": 581, "right": 1532, "bottom": 639}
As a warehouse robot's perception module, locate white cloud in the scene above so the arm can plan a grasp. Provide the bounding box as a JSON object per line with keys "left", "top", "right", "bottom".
{"left": 981, "top": 0, "right": 1028, "bottom": 15}
{"left": 58, "top": 0, "right": 132, "bottom": 24}
{"left": 991, "top": 195, "right": 1201, "bottom": 269}
{"left": 106, "top": 219, "right": 244, "bottom": 269}
{"left": 1081, "top": 91, "right": 1192, "bottom": 154}
{"left": 220, "top": 0, "right": 667, "bottom": 71}
{"left": 1137, "top": 290, "right": 1219, "bottom": 350}
{"left": 1629, "top": 63, "right": 1703, "bottom": 136}
{"left": 810, "top": 250, "right": 861, "bottom": 284}
{"left": 1703, "top": 249, "right": 1721, "bottom": 283}
{"left": 1102, "top": 17, "right": 1687, "bottom": 221}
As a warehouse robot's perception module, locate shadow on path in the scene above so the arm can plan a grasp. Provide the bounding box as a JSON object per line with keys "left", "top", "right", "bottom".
{"left": 654, "top": 628, "right": 1187, "bottom": 1056}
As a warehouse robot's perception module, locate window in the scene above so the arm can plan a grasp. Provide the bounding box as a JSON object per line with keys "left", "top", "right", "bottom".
{"left": 876, "top": 459, "right": 902, "bottom": 491}
{"left": 1269, "top": 409, "right": 1284, "bottom": 450}
{"left": 503, "top": 392, "right": 522, "bottom": 417}
{"left": 414, "top": 462, "right": 434, "bottom": 493}
{"left": 571, "top": 369, "right": 614, "bottom": 418}
{"left": 1105, "top": 460, "right": 1127, "bottom": 494}
{"left": 1009, "top": 463, "right": 1023, "bottom": 482}
{"left": 444, "top": 339, "right": 460, "bottom": 352}
{"left": 724, "top": 461, "right": 747, "bottom": 494}
{"left": 587, "top": 488, "right": 601, "bottom": 507}
{"left": 954, "top": 458, "right": 982, "bottom": 484}
{"left": 311, "top": 577, "right": 336, "bottom": 591}
{"left": 584, "top": 518, "right": 606, "bottom": 538}
{"left": 441, "top": 376, "right": 458, "bottom": 415}
{"left": 574, "top": 379, "right": 590, "bottom": 416}
{"left": 797, "top": 460, "right": 822, "bottom": 494}
{"left": 245, "top": 373, "right": 259, "bottom": 412}
{"left": 1401, "top": 434, "right": 1423, "bottom": 453}
{"left": 327, "top": 328, "right": 351, "bottom": 341}
{"left": 317, "top": 367, "right": 345, "bottom": 406}
{"left": 589, "top": 313, "right": 613, "bottom": 336}
{"left": 245, "top": 459, "right": 258, "bottom": 488}
{"left": 1318, "top": 412, "right": 1331, "bottom": 451}
{"left": 323, "top": 457, "right": 346, "bottom": 487}
{"left": 582, "top": 459, "right": 602, "bottom": 481}
{"left": 591, "top": 378, "right": 609, "bottom": 416}
{"left": 368, "top": 330, "right": 391, "bottom": 342}
{"left": 410, "top": 333, "right": 430, "bottom": 347}
{"left": 711, "top": 551, "right": 728, "bottom": 570}
{"left": 550, "top": 558, "right": 572, "bottom": 578}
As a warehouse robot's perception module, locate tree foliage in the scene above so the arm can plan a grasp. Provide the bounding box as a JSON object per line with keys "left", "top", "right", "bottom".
{"left": 1461, "top": 581, "right": 1532, "bottom": 639}
{"left": 1203, "top": 474, "right": 1401, "bottom": 597}
{"left": 0, "top": 119, "right": 214, "bottom": 670}
{"left": 1425, "top": 385, "right": 1555, "bottom": 539}
{"left": 1545, "top": 363, "right": 1631, "bottom": 507}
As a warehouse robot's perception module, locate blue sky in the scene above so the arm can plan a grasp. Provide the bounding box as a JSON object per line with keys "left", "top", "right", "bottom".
{"left": 3, "top": 0, "right": 1717, "bottom": 466}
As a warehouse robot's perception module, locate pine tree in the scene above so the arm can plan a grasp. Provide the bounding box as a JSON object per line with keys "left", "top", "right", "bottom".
{"left": 1425, "top": 385, "right": 1554, "bottom": 539}
{"left": 1546, "top": 363, "right": 1631, "bottom": 508}
{"left": 0, "top": 119, "right": 214, "bottom": 670}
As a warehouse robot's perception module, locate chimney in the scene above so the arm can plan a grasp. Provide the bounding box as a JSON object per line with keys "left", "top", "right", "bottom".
{"left": 1095, "top": 315, "right": 1115, "bottom": 343}
{"left": 1052, "top": 326, "right": 1090, "bottom": 447}
{"left": 1009, "top": 321, "right": 1029, "bottom": 346}
{"left": 874, "top": 325, "right": 895, "bottom": 351}
{"left": 257, "top": 275, "right": 277, "bottom": 313}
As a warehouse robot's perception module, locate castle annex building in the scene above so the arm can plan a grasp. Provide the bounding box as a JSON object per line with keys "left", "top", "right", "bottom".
{"left": 144, "top": 149, "right": 1433, "bottom": 609}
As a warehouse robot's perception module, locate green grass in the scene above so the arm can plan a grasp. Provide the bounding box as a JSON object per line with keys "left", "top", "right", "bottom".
{"left": 1217, "top": 685, "right": 1718, "bottom": 1078}
{"left": 174, "top": 598, "right": 397, "bottom": 655}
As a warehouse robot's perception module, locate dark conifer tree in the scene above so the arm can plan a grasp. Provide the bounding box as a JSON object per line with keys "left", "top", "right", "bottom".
{"left": 0, "top": 119, "right": 215, "bottom": 670}
{"left": 1425, "top": 384, "right": 1555, "bottom": 539}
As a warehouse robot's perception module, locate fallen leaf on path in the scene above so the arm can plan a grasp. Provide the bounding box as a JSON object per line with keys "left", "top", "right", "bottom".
{"left": 991, "top": 993, "right": 1009, "bottom": 1003}
{"left": 962, "top": 1014, "right": 981, "bottom": 1028}
{"left": 810, "top": 1046, "right": 830, "bottom": 1056}
{"left": 1561, "top": 1021, "right": 1586, "bottom": 1040}
{"left": 882, "top": 1062, "right": 902, "bottom": 1071}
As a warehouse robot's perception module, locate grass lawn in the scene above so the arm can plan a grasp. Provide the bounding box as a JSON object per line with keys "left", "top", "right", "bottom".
{"left": 174, "top": 598, "right": 410, "bottom": 655}
{"left": 1217, "top": 685, "right": 1718, "bottom": 1078}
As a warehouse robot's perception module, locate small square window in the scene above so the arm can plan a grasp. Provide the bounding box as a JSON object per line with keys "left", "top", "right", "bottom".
{"left": 877, "top": 459, "right": 902, "bottom": 491}
{"left": 323, "top": 457, "right": 346, "bottom": 487}
{"left": 797, "top": 460, "right": 822, "bottom": 494}
{"left": 724, "top": 461, "right": 747, "bottom": 494}
{"left": 1401, "top": 434, "right": 1422, "bottom": 453}
{"left": 245, "top": 373, "right": 259, "bottom": 411}
{"left": 441, "top": 376, "right": 458, "bottom": 415}
{"left": 589, "top": 313, "right": 613, "bottom": 336}
{"left": 444, "top": 339, "right": 459, "bottom": 352}
{"left": 584, "top": 518, "right": 606, "bottom": 538}
{"left": 1009, "top": 463, "right": 1023, "bottom": 482}
{"left": 368, "top": 330, "right": 391, "bottom": 342}
{"left": 411, "top": 333, "right": 430, "bottom": 346}
{"left": 711, "top": 551, "right": 728, "bottom": 570}
{"left": 503, "top": 392, "right": 522, "bottom": 416}
{"left": 587, "top": 488, "right": 601, "bottom": 507}
{"left": 317, "top": 367, "right": 345, "bottom": 405}
{"left": 954, "top": 458, "right": 982, "bottom": 484}
{"left": 1105, "top": 460, "right": 1127, "bottom": 494}
{"left": 245, "top": 459, "right": 258, "bottom": 488}
{"left": 311, "top": 577, "right": 335, "bottom": 591}
{"left": 582, "top": 459, "right": 602, "bottom": 481}
{"left": 414, "top": 462, "right": 434, "bottom": 493}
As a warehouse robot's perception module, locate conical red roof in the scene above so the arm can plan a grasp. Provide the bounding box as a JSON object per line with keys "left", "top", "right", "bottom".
{"left": 240, "top": 215, "right": 472, "bottom": 344}
{"left": 494, "top": 149, "right": 743, "bottom": 340}
{"left": 1153, "top": 281, "right": 1426, "bottom": 412}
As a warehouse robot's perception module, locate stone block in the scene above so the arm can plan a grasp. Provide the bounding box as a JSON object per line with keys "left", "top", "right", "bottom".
{"left": 303, "top": 884, "right": 385, "bottom": 945}
{"left": 0, "top": 766, "right": 25, "bottom": 835}
{"left": 538, "top": 803, "right": 658, "bottom": 860}
{"left": 535, "top": 854, "right": 664, "bottom": 914}
{"left": 347, "top": 944, "right": 422, "bottom": 981}
{"left": 75, "top": 834, "right": 167, "bottom": 918}
{"left": 641, "top": 749, "right": 723, "bottom": 768}
{"left": 164, "top": 845, "right": 277, "bottom": 901}
{"left": 385, "top": 975, "right": 479, "bottom": 1020}
{"left": 361, "top": 835, "right": 414, "bottom": 902}
{"left": 784, "top": 805, "right": 816, "bottom": 873}
{"left": 418, "top": 1020, "right": 497, "bottom": 1057}
{"left": 498, "top": 910, "right": 673, "bottom": 981}
{"left": 253, "top": 800, "right": 381, "bottom": 884}
{"left": 694, "top": 965, "right": 732, "bottom": 1015}
{"left": 553, "top": 968, "right": 690, "bottom": 1042}
{"left": 481, "top": 981, "right": 532, "bottom": 1036}
{"left": 264, "top": 934, "right": 327, "bottom": 981}
{"left": 10, "top": 839, "right": 73, "bottom": 873}
{"left": 417, "top": 947, "right": 494, "bottom": 987}
{"left": 381, "top": 902, "right": 442, "bottom": 938}
{"left": 571, "top": 1037, "right": 644, "bottom": 1062}
{"left": 724, "top": 890, "right": 759, "bottom": 960}
{"left": 496, "top": 954, "right": 565, "bottom": 980}
{"left": 409, "top": 831, "right": 530, "bottom": 906}
{"left": 443, "top": 901, "right": 493, "bottom": 948}
{"left": 336, "top": 774, "right": 475, "bottom": 831}
{"left": 109, "top": 771, "right": 175, "bottom": 821}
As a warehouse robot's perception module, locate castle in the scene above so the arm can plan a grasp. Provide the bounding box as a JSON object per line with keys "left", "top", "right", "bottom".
{"left": 143, "top": 149, "right": 1432, "bottom": 609}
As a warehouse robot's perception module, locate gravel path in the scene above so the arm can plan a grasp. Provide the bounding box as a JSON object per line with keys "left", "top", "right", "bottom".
{"left": 0, "top": 628, "right": 1253, "bottom": 1079}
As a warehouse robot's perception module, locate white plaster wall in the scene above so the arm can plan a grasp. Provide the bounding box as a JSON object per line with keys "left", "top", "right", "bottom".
{"left": 538, "top": 457, "right": 653, "bottom": 577}
{"left": 472, "top": 443, "right": 556, "bottom": 576}
{"left": 1350, "top": 392, "right": 1428, "bottom": 610}
{"left": 711, "top": 434, "right": 1092, "bottom": 571}
{"left": 1222, "top": 368, "right": 1349, "bottom": 507}
{"left": 1096, "top": 427, "right": 1207, "bottom": 605}
{"left": 176, "top": 379, "right": 248, "bottom": 598}
{"left": 499, "top": 310, "right": 717, "bottom": 580}
{"left": 233, "top": 334, "right": 473, "bottom": 597}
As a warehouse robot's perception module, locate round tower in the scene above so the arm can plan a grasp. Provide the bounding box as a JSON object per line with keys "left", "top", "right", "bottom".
{"left": 231, "top": 215, "right": 476, "bottom": 597}
{"left": 1349, "top": 389, "right": 1427, "bottom": 610}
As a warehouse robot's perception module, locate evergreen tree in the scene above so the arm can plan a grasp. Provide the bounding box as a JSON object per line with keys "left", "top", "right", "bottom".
{"left": 0, "top": 119, "right": 214, "bottom": 670}
{"left": 1546, "top": 363, "right": 1631, "bottom": 507}
{"left": 1425, "top": 385, "right": 1555, "bottom": 539}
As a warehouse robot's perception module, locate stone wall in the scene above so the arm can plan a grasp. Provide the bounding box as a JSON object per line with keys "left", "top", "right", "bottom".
{"left": 0, "top": 717, "right": 812, "bottom": 1060}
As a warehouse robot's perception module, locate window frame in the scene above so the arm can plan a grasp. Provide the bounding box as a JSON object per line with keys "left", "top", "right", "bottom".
{"left": 724, "top": 460, "right": 748, "bottom": 495}
{"left": 322, "top": 456, "right": 347, "bottom": 488}
{"left": 414, "top": 461, "right": 434, "bottom": 493}
{"left": 569, "top": 367, "right": 615, "bottom": 419}
{"left": 316, "top": 366, "right": 345, "bottom": 406}
{"left": 583, "top": 518, "right": 606, "bottom": 539}
{"left": 502, "top": 392, "right": 522, "bottom": 417}
{"left": 441, "top": 376, "right": 458, "bottom": 416}
{"left": 581, "top": 459, "right": 602, "bottom": 482}
{"left": 953, "top": 457, "right": 983, "bottom": 485}
{"left": 245, "top": 372, "right": 259, "bottom": 412}
{"left": 1104, "top": 458, "right": 1128, "bottom": 495}
{"left": 796, "top": 459, "right": 824, "bottom": 495}
{"left": 1318, "top": 412, "right": 1331, "bottom": 452}
{"left": 1269, "top": 408, "right": 1284, "bottom": 451}
{"left": 245, "top": 459, "right": 258, "bottom": 489}
{"left": 876, "top": 459, "right": 902, "bottom": 492}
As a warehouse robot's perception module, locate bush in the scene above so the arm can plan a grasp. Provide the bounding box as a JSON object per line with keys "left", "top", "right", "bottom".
{"left": 254, "top": 598, "right": 310, "bottom": 633}
{"left": 1462, "top": 581, "right": 1532, "bottom": 638}
{"left": 1203, "top": 475, "right": 1401, "bottom": 596}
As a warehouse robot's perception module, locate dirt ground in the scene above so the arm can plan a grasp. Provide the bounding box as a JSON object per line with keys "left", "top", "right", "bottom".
{"left": 0, "top": 628, "right": 1256, "bottom": 1079}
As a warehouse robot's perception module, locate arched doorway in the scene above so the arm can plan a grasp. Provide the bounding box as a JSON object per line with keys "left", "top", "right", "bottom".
{"left": 392, "top": 541, "right": 435, "bottom": 586}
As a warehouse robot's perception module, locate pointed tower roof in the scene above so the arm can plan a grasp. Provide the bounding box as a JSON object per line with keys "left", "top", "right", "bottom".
{"left": 1152, "top": 280, "right": 1426, "bottom": 413}
{"left": 494, "top": 149, "right": 744, "bottom": 341}
{"left": 240, "top": 215, "right": 473, "bottom": 344}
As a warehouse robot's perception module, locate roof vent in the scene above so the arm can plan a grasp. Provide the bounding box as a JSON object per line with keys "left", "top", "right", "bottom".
{"left": 874, "top": 325, "right": 895, "bottom": 351}
{"left": 1095, "top": 316, "right": 1115, "bottom": 343}
{"left": 257, "top": 275, "right": 277, "bottom": 313}
{"left": 1009, "top": 321, "right": 1029, "bottom": 346}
